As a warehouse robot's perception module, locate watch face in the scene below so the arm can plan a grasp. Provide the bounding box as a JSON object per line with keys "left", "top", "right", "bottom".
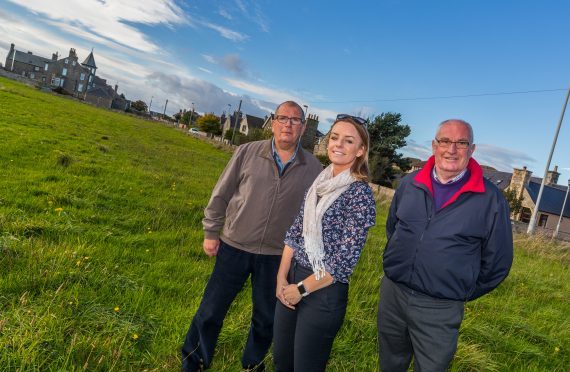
{"left": 298, "top": 282, "right": 308, "bottom": 296}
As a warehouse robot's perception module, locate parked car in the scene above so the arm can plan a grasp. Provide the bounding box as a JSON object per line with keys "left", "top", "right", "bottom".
{"left": 189, "top": 127, "right": 199, "bottom": 135}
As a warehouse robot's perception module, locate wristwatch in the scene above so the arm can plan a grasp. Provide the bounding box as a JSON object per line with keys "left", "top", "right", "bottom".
{"left": 297, "top": 281, "right": 309, "bottom": 297}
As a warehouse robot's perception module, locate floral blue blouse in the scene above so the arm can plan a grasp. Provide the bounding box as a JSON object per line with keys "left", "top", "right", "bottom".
{"left": 284, "top": 181, "right": 376, "bottom": 283}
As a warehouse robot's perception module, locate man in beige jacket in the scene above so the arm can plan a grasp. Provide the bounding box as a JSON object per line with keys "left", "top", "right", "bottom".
{"left": 182, "top": 101, "right": 322, "bottom": 371}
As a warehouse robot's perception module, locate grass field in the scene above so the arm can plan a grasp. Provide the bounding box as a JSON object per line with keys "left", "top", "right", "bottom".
{"left": 0, "top": 77, "right": 568, "bottom": 371}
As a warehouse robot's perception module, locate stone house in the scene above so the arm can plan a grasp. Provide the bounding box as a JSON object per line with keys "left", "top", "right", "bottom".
{"left": 49, "top": 48, "right": 97, "bottom": 96}
{"left": 84, "top": 76, "right": 130, "bottom": 110}
{"left": 4, "top": 43, "right": 53, "bottom": 84}
{"left": 504, "top": 166, "right": 570, "bottom": 234}
{"left": 5, "top": 43, "right": 96, "bottom": 96}
{"left": 239, "top": 114, "right": 266, "bottom": 136}
{"left": 221, "top": 112, "right": 243, "bottom": 136}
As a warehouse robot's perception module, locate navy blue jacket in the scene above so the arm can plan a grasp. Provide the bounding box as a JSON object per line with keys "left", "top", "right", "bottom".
{"left": 383, "top": 156, "right": 513, "bottom": 301}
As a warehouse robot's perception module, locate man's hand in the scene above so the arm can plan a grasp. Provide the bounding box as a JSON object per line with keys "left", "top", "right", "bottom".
{"left": 203, "top": 239, "right": 220, "bottom": 257}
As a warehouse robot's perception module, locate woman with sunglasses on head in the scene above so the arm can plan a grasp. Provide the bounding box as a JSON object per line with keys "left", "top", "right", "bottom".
{"left": 272, "top": 114, "right": 376, "bottom": 371}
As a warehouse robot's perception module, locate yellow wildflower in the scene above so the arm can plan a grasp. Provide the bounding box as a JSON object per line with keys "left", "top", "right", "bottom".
{"left": 55, "top": 207, "right": 63, "bottom": 215}
{"left": 555, "top": 346, "right": 560, "bottom": 353}
{"left": 114, "top": 306, "right": 120, "bottom": 312}
{"left": 132, "top": 333, "right": 139, "bottom": 340}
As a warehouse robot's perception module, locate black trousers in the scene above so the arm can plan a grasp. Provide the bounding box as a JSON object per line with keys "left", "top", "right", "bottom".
{"left": 273, "top": 262, "right": 349, "bottom": 372}
{"left": 377, "top": 276, "right": 465, "bottom": 372}
{"left": 181, "top": 241, "right": 281, "bottom": 371}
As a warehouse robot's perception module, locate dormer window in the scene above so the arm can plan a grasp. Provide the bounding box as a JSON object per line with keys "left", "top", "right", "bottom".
{"left": 65, "top": 59, "right": 69, "bottom": 64}
{"left": 72, "top": 61, "right": 76, "bottom": 66}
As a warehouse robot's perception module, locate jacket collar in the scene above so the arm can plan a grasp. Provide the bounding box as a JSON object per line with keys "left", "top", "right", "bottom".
{"left": 413, "top": 156, "right": 485, "bottom": 208}
{"left": 260, "top": 138, "right": 307, "bottom": 165}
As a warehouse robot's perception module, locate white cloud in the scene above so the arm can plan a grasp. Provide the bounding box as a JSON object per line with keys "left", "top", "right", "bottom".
{"left": 475, "top": 144, "right": 536, "bottom": 172}
{"left": 201, "top": 54, "right": 217, "bottom": 64}
{"left": 218, "top": 8, "right": 233, "bottom": 20}
{"left": 200, "top": 21, "right": 248, "bottom": 42}
{"left": 6, "top": 0, "right": 186, "bottom": 53}
{"left": 198, "top": 67, "right": 212, "bottom": 74}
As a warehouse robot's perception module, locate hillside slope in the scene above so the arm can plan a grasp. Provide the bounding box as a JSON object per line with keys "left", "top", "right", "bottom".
{"left": 0, "top": 77, "right": 568, "bottom": 370}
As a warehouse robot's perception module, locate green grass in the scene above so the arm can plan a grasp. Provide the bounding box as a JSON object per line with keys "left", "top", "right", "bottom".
{"left": 0, "top": 77, "right": 568, "bottom": 370}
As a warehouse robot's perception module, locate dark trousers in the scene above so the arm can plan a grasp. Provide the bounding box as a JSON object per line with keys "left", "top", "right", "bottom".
{"left": 273, "top": 262, "right": 348, "bottom": 372}
{"left": 377, "top": 276, "right": 465, "bottom": 372}
{"left": 181, "top": 241, "right": 281, "bottom": 371}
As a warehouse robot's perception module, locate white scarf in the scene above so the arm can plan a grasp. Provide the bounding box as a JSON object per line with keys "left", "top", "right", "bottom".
{"left": 302, "top": 165, "right": 356, "bottom": 280}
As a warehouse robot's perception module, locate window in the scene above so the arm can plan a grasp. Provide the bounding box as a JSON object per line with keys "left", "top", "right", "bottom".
{"left": 44, "top": 63, "right": 49, "bottom": 71}
{"left": 34, "top": 66, "right": 39, "bottom": 71}
{"left": 77, "top": 83, "right": 83, "bottom": 92}
{"left": 538, "top": 214, "right": 549, "bottom": 227}
{"left": 65, "top": 58, "right": 69, "bottom": 64}
{"left": 42, "top": 77, "right": 46, "bottom": 82}
{"left": 80, "top": 73, "right": 85, "bottom": 81}
{"left": 72, "top": 60, "right": 76, "bottom": 66}
{"left": 62, "top": 68, "right": 67, "bottom": 76}
{"left": 89, "top": 75, "right": 93, "bottom": 83}
{"left": 30, "top": 73, "right": 35, "bottom": 79}
{"left": 60, "top": 78, "right": 65, "bottom": 87}
{"left": 519, "top": 208, "right": 531, "bottom": 223}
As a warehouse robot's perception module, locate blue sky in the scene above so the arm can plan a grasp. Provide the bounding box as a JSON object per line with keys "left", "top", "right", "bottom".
{"left": 1, "top": 0, "right": 569, "bottom": 184}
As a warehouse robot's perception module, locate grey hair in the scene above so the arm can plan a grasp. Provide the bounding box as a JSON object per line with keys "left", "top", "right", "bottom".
{"left": 437, "top": 119, "right": 474, "bottom": 144}
{"left": 274, "top": 101, "right": 306, "bottom": 123}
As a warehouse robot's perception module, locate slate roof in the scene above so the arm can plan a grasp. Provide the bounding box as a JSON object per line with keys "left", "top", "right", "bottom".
{"left": 86, "top": 86, "right": 113, "bottom": 98}
{"left": 526, "top": 181, "right": 570, "bottom": 217}
{"left": 82, "top": 51, "right": 97, "bottom": 68}
{"left": 482, "top": 169, "right": 512, "bottom": 191}
{"left": 7, "top": 50, "right": 51, "bottom": 67}
{"left": 245, "top": 114, "right": 265, "bottom": 129}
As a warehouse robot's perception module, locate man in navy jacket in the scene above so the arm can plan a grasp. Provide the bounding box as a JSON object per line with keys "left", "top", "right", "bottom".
{"left": 377, "top": 119, "right": 513, "bottom": 371}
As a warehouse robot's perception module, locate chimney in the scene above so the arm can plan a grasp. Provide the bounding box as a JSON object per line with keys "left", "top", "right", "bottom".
{"left": 10, "top": 43, "right": 14, "bottom": 52}
{"left": 510, "top": 166, "right": 532, "bottom": 199}
{"left": 114, "top": 84, "right": 118, "bottom": 93}
{"left": 27, "top": 51, "right": 33, "bottom": 54}
{"left": 69, "top": 48, "right": 76, "bottom": 58}
{"left": 52, "top": 52, "right": 58, "bottom": 61}
{"left": 546, "top": 165, "right": 560, "bottom": 185}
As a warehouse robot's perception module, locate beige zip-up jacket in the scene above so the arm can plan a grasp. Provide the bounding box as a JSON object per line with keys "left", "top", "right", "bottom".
{"left": 203, "top": 139, "right": 322, "bottom": 255}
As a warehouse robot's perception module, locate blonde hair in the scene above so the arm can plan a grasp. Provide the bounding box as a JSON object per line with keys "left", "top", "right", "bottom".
{"left": 329, "top": 118, "right": 370, "bottom": 182}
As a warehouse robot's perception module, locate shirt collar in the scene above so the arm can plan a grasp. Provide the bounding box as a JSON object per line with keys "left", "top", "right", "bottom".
{"left": 272, "top": 138, "right": 301, "bottom": 174}
{"left": 432, "top": 166, "right": 468, "bottom": 184}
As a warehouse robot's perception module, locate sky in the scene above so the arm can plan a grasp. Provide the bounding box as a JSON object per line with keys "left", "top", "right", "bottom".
{"left": 1, "top": 0, "right": 570, "bottom": 185}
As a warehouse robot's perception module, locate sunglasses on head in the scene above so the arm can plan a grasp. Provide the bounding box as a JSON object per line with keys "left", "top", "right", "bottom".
{"left": 336, "top": 114, "right": 367, "bottom": 126}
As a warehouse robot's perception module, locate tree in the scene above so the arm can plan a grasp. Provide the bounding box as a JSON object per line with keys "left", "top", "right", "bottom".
{"left": 367, "top": 112, "right": 411, "bottom": 187}
{"left": 196, "top": 113, "right": 222, "bottom": 137}
{"left": 503, "top": 188, "right": 524, "bottom": 216}
{"left": 224, "top": 128, "right": 235, "bottom": 141}
{"left": 131, "top": 100, "right": 148, "bottom": 112}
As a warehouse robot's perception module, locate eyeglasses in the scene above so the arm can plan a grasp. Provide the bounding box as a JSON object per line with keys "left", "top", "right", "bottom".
{"left": 336, "top": 114, "right": 367, "bottom": 126}
{"left": 273, "top": 114, "right": 304, "bottom": 126}
{"left": 434, "top": 138, "right": 471, "bottom": 149}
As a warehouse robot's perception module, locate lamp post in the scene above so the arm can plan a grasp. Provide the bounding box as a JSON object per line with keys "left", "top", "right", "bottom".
{"left": 190, "top": 102, "right": 195, "bottom": 128}
{"left": 303, "top": 104, "right": 309, "bottom": 118}
{"left": 553, "top": 179, "right": 570, "bottom": 239}
{"left": 528, "top": 85, "right": 570, "bottom": 234}
{"left": 149, "top": 96, "right": 153, "bottom": 113}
